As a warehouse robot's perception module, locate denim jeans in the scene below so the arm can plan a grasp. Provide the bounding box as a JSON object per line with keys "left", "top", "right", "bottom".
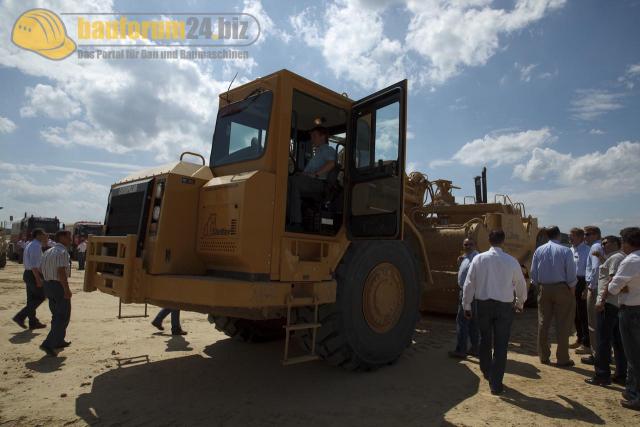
{"left": 619, "top": 306, "right": 640, "bottom": 400}
{"left": 14, "top": 270, "right": 46, "bottom": 325}
{"left": 42, "top": 280, "right": 71, "bottom": 348}
{"left": 154, "top": 308, "right": 181, "bottom": 333}
{"left": 595, "top": 303, "right": 626, "bottom": 379}
{"left": 77, "top": 252, "right": 86, "bottom": 270}
{"left": 476, "top": 299, "right": 515, "bottom": 392}
{"left": 455, "top": 293, "right": 479, "bottom": 354}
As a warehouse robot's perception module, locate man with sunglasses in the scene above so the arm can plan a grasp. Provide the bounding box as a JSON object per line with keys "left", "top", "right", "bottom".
{"left": 449, "top": 238, "right": 479, "bottom": 359}
{"left": 583, "top": 225, "right": 603, "bottom": 365}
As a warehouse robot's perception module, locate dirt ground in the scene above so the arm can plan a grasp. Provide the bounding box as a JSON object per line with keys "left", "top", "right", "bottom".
{"left": 0, "top": 261, "right": 638, "bottom": 426}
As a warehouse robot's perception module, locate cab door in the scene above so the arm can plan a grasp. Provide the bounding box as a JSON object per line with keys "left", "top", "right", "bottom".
{"left": 346, "top": 80, "right": 407, "bottom": 239}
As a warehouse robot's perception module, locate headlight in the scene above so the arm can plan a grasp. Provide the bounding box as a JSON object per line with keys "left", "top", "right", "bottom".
{"left": 152, "top": 206, "right": 161, "bottom": 221}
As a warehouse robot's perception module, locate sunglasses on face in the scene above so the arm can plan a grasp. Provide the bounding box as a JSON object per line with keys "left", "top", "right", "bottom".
{"left": 463, "top": 244, "right": 474, "bottom": 247}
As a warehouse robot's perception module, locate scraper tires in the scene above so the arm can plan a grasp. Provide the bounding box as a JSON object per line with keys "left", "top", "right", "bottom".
{"left": 209, "top": 316, "right": 285, "bottom": 343}
{"left": 295, "top": 241, "right": 420, "bottom": 370}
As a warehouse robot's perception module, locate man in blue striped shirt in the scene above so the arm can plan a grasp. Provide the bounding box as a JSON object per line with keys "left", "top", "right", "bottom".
{"left": 39, "top": 230, "right": 72, "bottom": 357}
{"left": 12, "top": 229, "right": 48, "bottom": 330}
{"left": 531, "top": 226, "right": 577, "bottom": 367}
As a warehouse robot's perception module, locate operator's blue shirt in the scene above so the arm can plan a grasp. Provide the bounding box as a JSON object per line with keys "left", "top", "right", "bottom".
{"left": 304, "top": 144, "right": 336, "bottom": 179}
{"left": 530, "top": 240, "right": 577, "bottom": 287}
{"left": 457, "top": 250, "right": 478, "bottom": 288}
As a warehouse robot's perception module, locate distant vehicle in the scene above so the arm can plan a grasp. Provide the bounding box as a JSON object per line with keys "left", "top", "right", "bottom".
{"left": 8, "top": 214, "right": 61, "bottom": 262}
{"left": 68, "top": 221, "right": 103, "bottom": 259}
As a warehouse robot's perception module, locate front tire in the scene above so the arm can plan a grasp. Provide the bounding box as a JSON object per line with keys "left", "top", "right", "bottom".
{"left": 296, "top": 241, "right": 420, "bottom": 370}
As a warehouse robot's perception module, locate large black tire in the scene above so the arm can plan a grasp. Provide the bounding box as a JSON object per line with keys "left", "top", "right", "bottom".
{"left": 208, "top": 315, "right": 285, "bottom": 342}
{"left": 296, "top": 241, "right": 420, "bottom": 371}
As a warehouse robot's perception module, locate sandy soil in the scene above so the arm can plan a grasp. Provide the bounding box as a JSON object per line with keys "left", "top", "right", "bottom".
{"left": 0, "top": 260, "right": 638, "bottom": 426}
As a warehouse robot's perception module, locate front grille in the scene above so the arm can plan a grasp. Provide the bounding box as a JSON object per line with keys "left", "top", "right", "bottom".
{"left": 104, "top": 178, "right": 153, "bottom": 255}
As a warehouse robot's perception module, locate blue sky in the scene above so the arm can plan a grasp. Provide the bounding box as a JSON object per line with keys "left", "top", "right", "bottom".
{"left": 0, "top": 0, "right": 639, "bottom": 235}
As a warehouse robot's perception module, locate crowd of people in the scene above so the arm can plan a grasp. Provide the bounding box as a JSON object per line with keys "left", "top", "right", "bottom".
{"left": 11, "top": 228, "right": 186, "bottom": 357}
{"left": 9, "top": 223, "right": 640, "bottom": 411}
{"left": 451, "top": 225, "right": 640, "bottom": 410}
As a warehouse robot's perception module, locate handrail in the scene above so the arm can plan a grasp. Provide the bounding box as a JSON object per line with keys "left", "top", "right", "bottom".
{"left": 180, "top": 151, "right": 206, "bottom": 165}
{"left": 463, "top": 196, "right": 476, "bottom": 205}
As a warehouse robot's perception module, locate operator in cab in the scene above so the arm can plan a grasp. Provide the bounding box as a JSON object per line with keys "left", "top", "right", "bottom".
{"left": 288, "top": 126, "right": 336, "bottom": 233}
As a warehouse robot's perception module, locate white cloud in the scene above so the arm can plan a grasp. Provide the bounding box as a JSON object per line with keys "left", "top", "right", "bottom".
{"left": 449, "top": 127, "right": 555, "bottom": 166}
{"left": 0, "top": 161, "right": 106, "bottom": 177}
{"left": 0, "top": 171, "right": 109, "bottom": 223}
{"left": 589, "top": 128, "right": 604, "bottom": 135}
{"left": 618, "top": 63, "right": 640, "bottom": 89}
{"left": 405, "top": 0, "right": 566, "bottom": 84}
{"left": 291, "top": 0, "right": 565, "bottom": 89}
{"left": 76, "top": 161, "right": 148, "bottom": 171}
{"left": 512, "top": 141, "right": 640, "bottom": 211}
{"left": 515, "top": 62, "right": 537, "bottom": 82}
{"left": 243, "top": 0, "right": 291, "bottom": 44}
{"left": 0, "top": 0, "right": 252, "bottom": 162}
{"left": 0, "top": 116, "right": 17, "bottom": 134}
{"left": 20, "top": 84, "right": 81, "bottom": 119}
{"left": 290, "top": 0, "right": 411, "bottom": 90}
{"left": 570, "top": 89, "right": 624, "bottom": 121}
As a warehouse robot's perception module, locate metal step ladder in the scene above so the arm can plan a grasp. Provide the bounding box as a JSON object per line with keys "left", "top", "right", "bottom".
{"left": 282, "top": 295, "right": 321, "bottom": 366}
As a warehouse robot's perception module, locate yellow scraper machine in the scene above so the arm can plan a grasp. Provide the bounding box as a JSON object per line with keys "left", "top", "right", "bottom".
{"left": 84, "top": 70, "right": 540, "bottom": 369}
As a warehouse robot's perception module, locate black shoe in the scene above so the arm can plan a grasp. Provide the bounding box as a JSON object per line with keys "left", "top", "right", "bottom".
{"left": 541, "top": 359, "right": 551, "bottom": 365}
{"left": 39, "top": 344, "right": 57, "bottom": 357}
{"left": 581, "top": 355, "right": 595, "bottom": 365}
{"left": 55, "top": 341, "right": 71, "bottom": 349}
{"left": 151, "top": 320, "right": 164, "bottom": 331}
{"left": 12, "top": 316, "right": 27, "bottom": 329}
{"left": 468, "top": 348, "right": 479, "bottom": 357}
{"left": 585, "top": 376, "right": 611, "bottom": 386}
{"left": 620, "top": 399, "right": 640, "bottom": 411}
{"left": 622, "top": 391, "right": 638, "bottom": 401}
{"left": 448, "top": 350, "right": 467, "bottom": 359}
{"left": 556, "top": 360, "right": 575, "bottom": 368}
{"left": 172, "top": 329, "right": 187, "bottom": 336}
{"left": 491, "top": 387, "right": 504, "bottom": 395}
{"left": 29, "top": 321, "right": 47, "bottom": 330}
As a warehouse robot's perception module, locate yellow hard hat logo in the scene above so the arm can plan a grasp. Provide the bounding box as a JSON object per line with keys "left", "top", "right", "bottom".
{"left": 12, "top": 8, "right": 76, "bottom": 60}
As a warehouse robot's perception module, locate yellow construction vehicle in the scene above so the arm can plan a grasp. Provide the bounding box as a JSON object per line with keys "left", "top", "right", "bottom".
{"left": 84, "top": 69, "right": 540, "bottom": 369}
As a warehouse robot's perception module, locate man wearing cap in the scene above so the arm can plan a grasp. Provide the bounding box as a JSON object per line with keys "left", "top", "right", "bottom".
{"left": 287, "top": 126, "right": 336, "bottom": 233}
{"left": 530, "top": 226, "right": 578, "bottom": 367}
{"left": 12, "top": 229, "right": 47, "bottom": 330}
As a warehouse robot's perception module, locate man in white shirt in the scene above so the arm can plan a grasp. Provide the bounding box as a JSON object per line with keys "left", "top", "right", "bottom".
{"left": 77, "top": 238, "right": 87, "bottom": 270}
{"left": 463, "top": 230, "right": 528, "bottom": 395}
{"left": 608, "top": 227, "right": 640, "bottom": 411}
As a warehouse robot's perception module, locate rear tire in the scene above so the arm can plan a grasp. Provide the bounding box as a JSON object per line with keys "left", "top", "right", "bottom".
{"left": 208, "top": 315, "right": 285, "bottom": 342}
{"left": 296, "top": 241, "right": 420, "bottom": 370}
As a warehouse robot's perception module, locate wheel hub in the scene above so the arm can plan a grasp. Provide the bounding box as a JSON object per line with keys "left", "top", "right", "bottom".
{"left": 362, "top": 262, "right": 405, "bottom": 334}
